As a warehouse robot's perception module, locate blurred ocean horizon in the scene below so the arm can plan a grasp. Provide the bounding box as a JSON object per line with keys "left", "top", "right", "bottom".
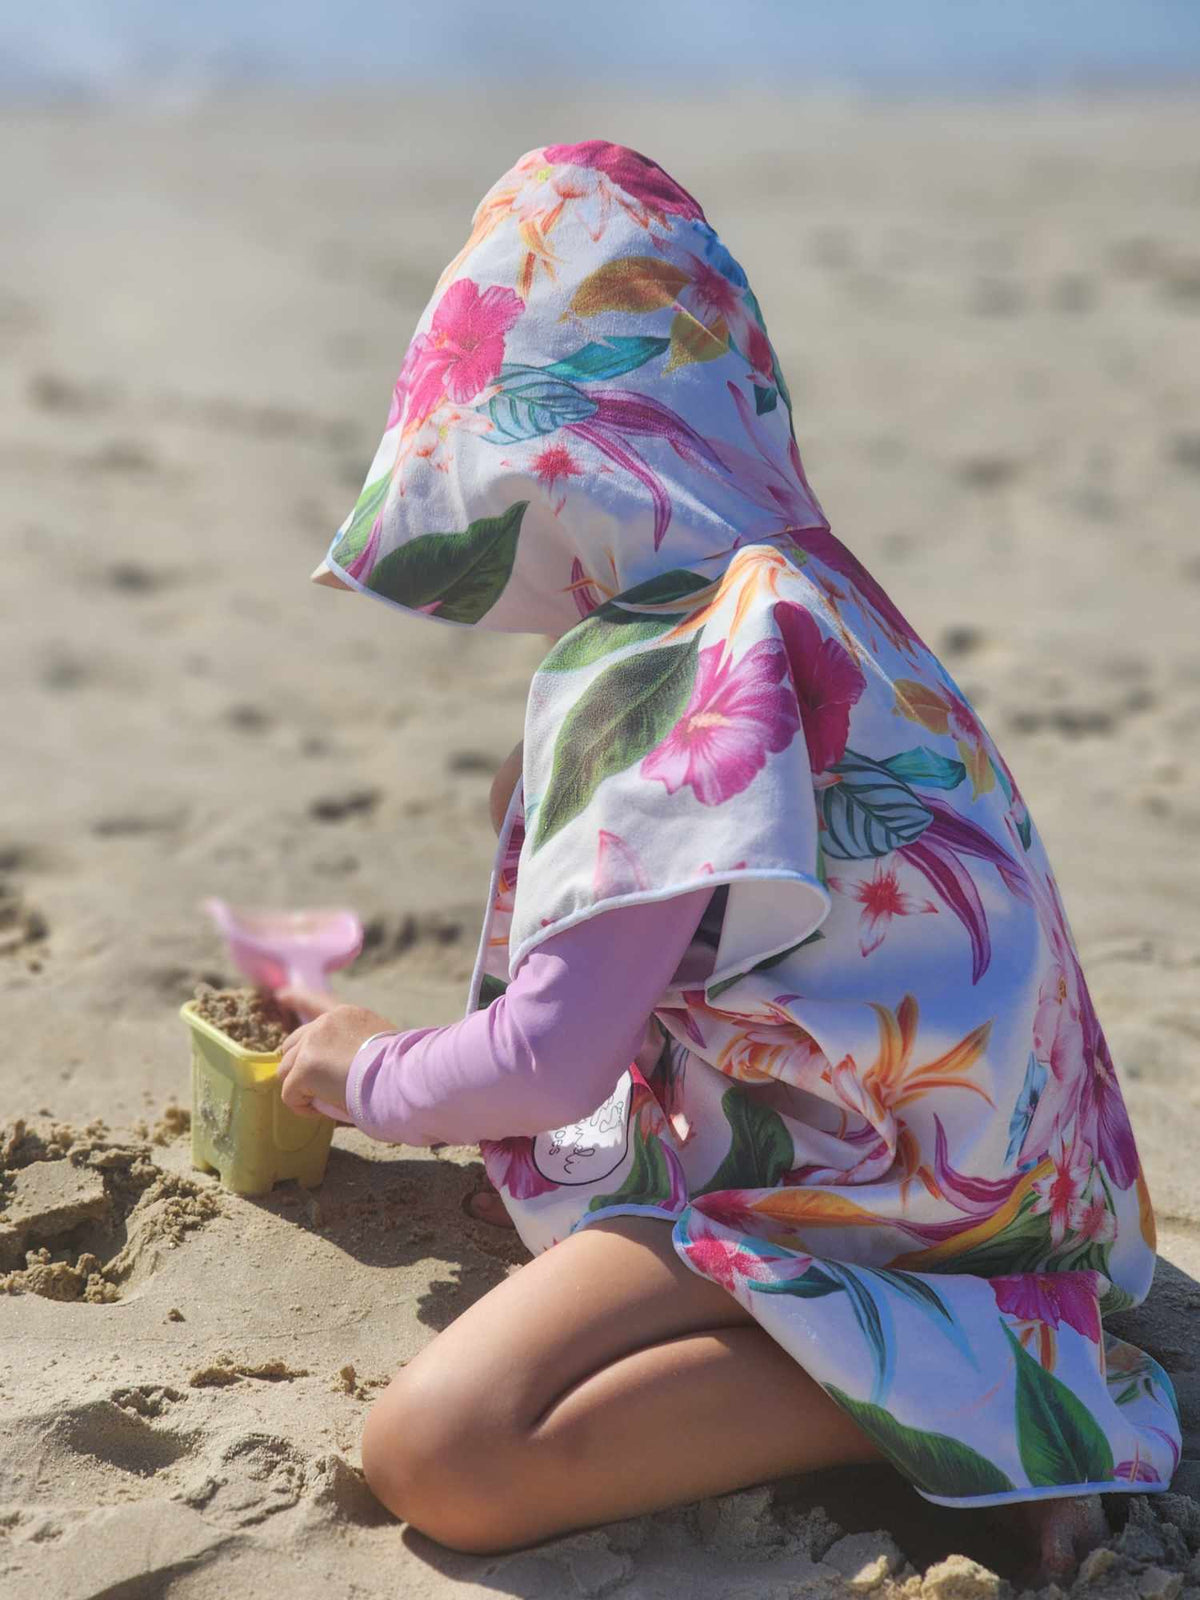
{"left": 4, "top": 0, "right": 1200, "bottom": 106}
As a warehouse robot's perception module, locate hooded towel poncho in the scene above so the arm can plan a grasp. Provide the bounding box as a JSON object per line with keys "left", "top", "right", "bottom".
{"left": 322, "top": 141, "right": 1180, "bottom": 1509}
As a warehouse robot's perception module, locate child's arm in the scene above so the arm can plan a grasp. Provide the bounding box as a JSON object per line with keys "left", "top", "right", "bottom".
{"left": 345, "top": 886, "right": 713, "bottom": 1147}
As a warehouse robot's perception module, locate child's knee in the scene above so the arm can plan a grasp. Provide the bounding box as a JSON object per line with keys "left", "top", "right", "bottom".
{"left": 359, "top": 1369, "right": 525, "bottom": 1552}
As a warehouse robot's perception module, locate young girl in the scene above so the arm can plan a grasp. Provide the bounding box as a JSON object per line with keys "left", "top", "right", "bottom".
{"left": 276, "top": 142, "right": 1179, "bottom": 1570}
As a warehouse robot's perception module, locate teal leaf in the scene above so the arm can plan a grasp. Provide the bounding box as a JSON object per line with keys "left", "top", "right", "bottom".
{"left": 749, "top": 1261, "right": 843, "bottom": 1299}
{"left": 366, "top": 501, "right": 527, "bottom": 624}
{"left": 753, "top": 383, "right": 778, "bottom": 415}
{"left": 832, "top": 1263, "right": 893, "bottom": 1401}
{"left": 588, "top": 1120, "right": 671, "bottom": 1212}
{"left": 826, "top": 1386, "right": 1016, "bottom": 1499}
{"left": 543, "top": 336, "right": 670, "bottom": 382}
{"left": 700, "top": 1088, "right": 795, "bottom": 1193}
{"left": 1003, "top": 1322, "right": 1115, "bottom": 1487}
{"left": 882, "top": 746, "right": 967, "bottom": 791}
{"left": 820, "top": 750, "right": 934, "bottom": 860}
{"left": 533, "top": 636, "right": 700, "bottom": 850}
{"left": 479, "top": 365, "right": 597, "bottom": 442}
{"left": 866, "top": 1267, "right": 980, "bottom": 1372}
{"left": 868, "top": 1268, "right": 955, "bottom": 1326}
{"left": 705, "top": 930, "right": 824, "bottom": 1001}
{"left": 330, "top": 473, "right": 390, "bottom": 568}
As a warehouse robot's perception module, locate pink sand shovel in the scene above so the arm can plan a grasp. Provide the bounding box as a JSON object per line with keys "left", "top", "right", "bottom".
{"left": 203, "top": 898, "right": 364, "bottom": 1121}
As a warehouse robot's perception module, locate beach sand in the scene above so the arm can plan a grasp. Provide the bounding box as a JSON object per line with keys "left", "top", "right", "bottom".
{"left": 1, "top": 88, "right": 1198, "bottom": 1598}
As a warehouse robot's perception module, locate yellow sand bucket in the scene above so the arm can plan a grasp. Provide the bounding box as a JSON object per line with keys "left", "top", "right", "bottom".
{"left": 181, "top": 1001, "right": 335, "bottom": 1195}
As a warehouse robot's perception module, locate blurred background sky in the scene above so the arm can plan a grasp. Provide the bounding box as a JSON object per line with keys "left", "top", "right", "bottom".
{"left": 4, "top": 0, "right": 1200, "bottom": 103}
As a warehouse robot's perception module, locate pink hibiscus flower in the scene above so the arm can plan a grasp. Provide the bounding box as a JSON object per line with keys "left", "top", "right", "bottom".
{"left": 1030, "top": 1133, "right": 1092, "bottom": 1246}
{"left": 542, "top": 141, "right": 706, "bottom": 222}
{"left": 641, "top": 639, "right": 800, "bottom": 807}
{"left": 773, "top": 602, "right": 865, "bottom": 773}
{"left": 400, "top": 278, "right": 523, "bottom": 430}
{"left": 479, "top": 1134, "right": 557, "bottom": 1200}
{"left": 991, "top": 1270, "right": 1103, "bottom": 1344}
{"left": 826, "top": 860, "right": 938, "bottom": 957}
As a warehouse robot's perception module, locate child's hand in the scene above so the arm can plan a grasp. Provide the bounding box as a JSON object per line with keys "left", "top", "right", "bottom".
{"left": 276, "top": 1002, "right": 397, "bottom": 1120}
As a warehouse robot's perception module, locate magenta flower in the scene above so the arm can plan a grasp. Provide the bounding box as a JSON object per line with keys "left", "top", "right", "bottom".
{"left": 641, "top": 639, "right": 800, "bottom": 806}
{"left": 991, "top": 1270, "right": 1103, "bottom": 1344}
{"left": 542, "top": 141, "right": 706, "bottom": 222}
{"left": 479, "top": 1135, "right": 558, "bottom": 1200}
{"left": 681, "top": 1219, "right": 814, "bottom": 1298}
{"left": 399, "top": 278, "right": 523, "bottom": 430}
{"left": 773, "top": 601, "right": 865, "bottom": 772}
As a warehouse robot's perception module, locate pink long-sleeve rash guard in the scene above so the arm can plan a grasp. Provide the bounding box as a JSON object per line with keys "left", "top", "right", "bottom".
{"left": 343, "top": 887, "right": 715, "bottom": 1147}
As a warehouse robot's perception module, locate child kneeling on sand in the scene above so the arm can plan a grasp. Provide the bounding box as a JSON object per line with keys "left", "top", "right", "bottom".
{"left": 275, "top": 142, "right": 1178, "bottom": 1570}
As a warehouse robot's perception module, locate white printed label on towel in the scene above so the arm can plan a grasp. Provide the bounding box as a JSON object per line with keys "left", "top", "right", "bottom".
{"left": 532, "top": 1070, "right": 633, "bottom": 1186}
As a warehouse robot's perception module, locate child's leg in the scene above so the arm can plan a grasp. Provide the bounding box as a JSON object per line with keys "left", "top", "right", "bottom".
{"left": 359, "top": 1215, "right": 876, "bottom": 1553}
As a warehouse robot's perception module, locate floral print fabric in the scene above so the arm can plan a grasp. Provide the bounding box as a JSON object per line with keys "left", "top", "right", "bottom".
{"left": 326, "top": 143, "right": 1179, "bottom": 1507}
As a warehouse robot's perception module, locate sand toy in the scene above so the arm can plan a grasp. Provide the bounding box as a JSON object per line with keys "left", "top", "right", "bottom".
{"left": 183, "top": 902, "right": 365, "bottom": 1194}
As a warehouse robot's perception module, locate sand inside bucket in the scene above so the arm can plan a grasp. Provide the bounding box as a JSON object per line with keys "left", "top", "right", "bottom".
{"left": 191, "top": 985, "right": 297, "bottom": 1053}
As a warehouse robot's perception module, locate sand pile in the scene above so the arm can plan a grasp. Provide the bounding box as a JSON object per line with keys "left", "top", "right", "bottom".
{"left": 0, "top": 1113, "right": 220, "bottom": 1302}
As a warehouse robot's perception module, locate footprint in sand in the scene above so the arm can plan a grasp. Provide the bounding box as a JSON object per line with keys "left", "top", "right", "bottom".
{"left": 353, "top": 909, "right": 465, "bottom": 974}
{"left": 309, "top": 787, "right": 381, "bottom": 822}
{"left": 0, "top": 882, "right": 48, "bottom": 963}
{"left": 175, "top": 1432, "right": 309, "bottom": 1528}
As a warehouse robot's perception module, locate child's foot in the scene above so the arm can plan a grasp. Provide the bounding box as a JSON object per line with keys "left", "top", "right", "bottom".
{"left": 464, "top": 1188, "right": 516, "bottom": 1229}
{"left": 993, "top": 1494, "right": 1108, "bottom": 1583}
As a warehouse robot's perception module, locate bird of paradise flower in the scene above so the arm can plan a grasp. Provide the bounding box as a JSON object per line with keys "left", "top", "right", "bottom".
{"left": 824, "top": 993, "right": 995, "bottom": 1203}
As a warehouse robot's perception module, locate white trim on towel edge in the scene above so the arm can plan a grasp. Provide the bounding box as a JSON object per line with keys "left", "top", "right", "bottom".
{"left": 507, "top": 868, "right": 831, "bottom": 983}
{"left": 918, "top": 1480, "right": 1170, "bottom": 1510}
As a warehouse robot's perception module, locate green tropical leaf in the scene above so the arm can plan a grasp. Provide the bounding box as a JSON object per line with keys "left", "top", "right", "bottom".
{"left": 540, "top": 612, "right": 680, "bottom": 674}
{"left": 602, "top": 569, "right": 713, "bottom": 614}
{"left": 1002, "top": 1322, "right": 1115, "bottom": 1487}
{"left": 476, "top": 973, "right": 509, "bottom": 1010}
{"left": 365, "top": 501, "right": 527, "bottom": 623}
{"left": 479, "top": 365, "right": 598, "bottom": 442}
{"left": 882, "top": 746, "right": 967, "bottom": 791}
{"left": 820, "top": 750, "right": 934, "bottom": 860}
{"left": 753, "top": 383, "right": 778, "bottom": 415}
{"left": 542, "top": 336, "right": 670, "bottom": 382}
{"left": 826, "top": 1386, "right": 1016, "bottom": 1499}
{"left": 330, "top": 473, "right": 390, "bottom": 568}
{"left": 700, "top": 1088, "right": 795, "bottom": 1193}
{"left": 587, "top": 1121, "right": 671, "bottom": 1212}
{"left": 926, "top": 1195, "right": 1055, "bottom": 1280}
{"left": 533, "top": 636, "right": 700, "bottom": 850}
